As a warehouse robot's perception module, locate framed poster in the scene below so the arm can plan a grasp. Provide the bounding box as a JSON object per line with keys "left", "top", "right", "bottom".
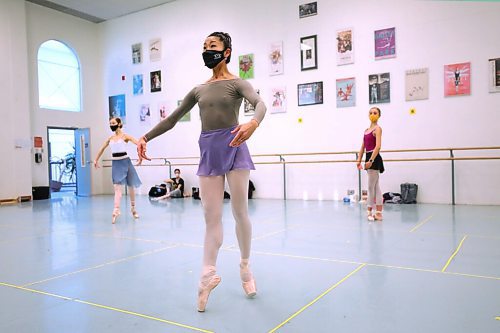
{"left": 131, "top": 43, "right": 142, "bottom": 64}
{"left": 270, "top": 87, "right": 287, "bottom": 114}
{"left": 444, "top": 62, "right": 470, "bottom": 96}
{"left": 488, "top": 58, "right": 500, "bottom": 93}
{"left": 298, "top": 81, "right": 323, "bottom": 106}
{"left": 149, "top": 38, "right": 162, "bottom": 62}
{"left": 405, "top": 68, "right": 429, "bottom": 101}
{"left": 150, "top": 70, "right": 161, "bottom": 93}
{"left": 368, "top": 73, "right": 390, "bottom": 104}
{"left": 269, "top": 41, "right": 284, "bottom": 76}
{"left": 374, "top": 27, "right": 396, "bottom": 60}
{"left": 336, "top": 28, "right": 354, "bottom": 65}
{"left": 133, "top": 74, "right": 143, "bottom": 96}
{"left": 336, "top": 77, "right": 356, "bottom": 108}
{"left": 239, "top": 54, "right": 254, "bottom": 79}
{"left": 300, "top": 35, "right": 317, "bottom": 71}
{"left": 299, "top": 2, "right": 317, "bottom": 18}
{"left": 108, "top": 94, "right": 126, "bottom": 122}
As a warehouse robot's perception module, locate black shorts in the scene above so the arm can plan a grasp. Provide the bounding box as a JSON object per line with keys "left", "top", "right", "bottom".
{"left": 366, "top": 151, "right": 385, "bottom": 173}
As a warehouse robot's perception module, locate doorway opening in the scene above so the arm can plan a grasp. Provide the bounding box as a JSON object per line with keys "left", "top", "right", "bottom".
{"left": 47, "top": 127, "right": 77, "bottom": 197}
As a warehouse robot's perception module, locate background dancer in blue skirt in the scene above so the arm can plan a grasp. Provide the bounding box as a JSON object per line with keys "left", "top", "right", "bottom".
{"left": 137, "top": 32, "right": 266, "bottom": 312}
{"left": 94, "top": 117, "right": 142, "bottom": 223}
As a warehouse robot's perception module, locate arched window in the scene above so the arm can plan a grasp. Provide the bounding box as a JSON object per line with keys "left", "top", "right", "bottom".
{"left": 37, "top": 40, "right": 81, "bottom": 112}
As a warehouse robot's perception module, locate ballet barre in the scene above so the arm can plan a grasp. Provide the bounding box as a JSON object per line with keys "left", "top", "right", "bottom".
{"left": 102, "top": 146, "right": 500, "bottom": 205}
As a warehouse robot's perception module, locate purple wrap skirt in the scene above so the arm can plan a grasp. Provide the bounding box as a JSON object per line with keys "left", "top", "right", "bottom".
{"left": 197, "top": 126, "right": 255, "bottom": 176}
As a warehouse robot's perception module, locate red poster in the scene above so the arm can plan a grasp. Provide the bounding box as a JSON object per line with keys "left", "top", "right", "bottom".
{"left": 444, "top": 62, "right": 471, "bottom": 96}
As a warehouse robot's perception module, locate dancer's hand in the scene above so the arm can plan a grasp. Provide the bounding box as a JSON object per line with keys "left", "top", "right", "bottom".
{"left": 356, "top": 161, "right": 362, "bottom": 170}
{"left": 94, "top": 160, "right": 99, "bottom": 169}
{"left": 364, "top": 161, "right": 373, "bottom": 170}
{"left": 229, "top": 120, "right": 258, "bottom": 147}
{"left": 137, "top": 136, "right": 151, "bottom": 162}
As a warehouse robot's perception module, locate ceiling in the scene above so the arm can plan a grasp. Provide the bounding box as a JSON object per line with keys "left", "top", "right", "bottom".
{"left": 25, "top": 0, "right": 178, "bottom": 23}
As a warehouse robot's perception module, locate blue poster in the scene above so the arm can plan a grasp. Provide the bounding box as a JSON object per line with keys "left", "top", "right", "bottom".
{"left": 108, "top": 94, "right": 126, "bottom": 123}
{"left": 336, "top": 77, "right": 356, "bottom": 108}
{"left": 133, "top": 74, "right": 143, "bottom": 95}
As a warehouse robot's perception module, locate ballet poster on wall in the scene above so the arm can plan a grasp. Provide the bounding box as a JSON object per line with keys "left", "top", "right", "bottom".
{"left": 405, "top": 68, "right": 429, "bottom": 101}
{"left": 158, "top": 101, "right": 168, "bottom": 122}
{"left": 300, "top": 35, "right": 318, "bottom": 71}
{"left": 269, "top": 41, "right": 284, "bottom": 76}
{"left": 374, "top": 27, "right": 396, "bottom": 60}
{"left": 139, "top": 104, "right": 151, "bottom": 125}
{"left": 244, "top": 89, "right": 260, "bottom": 116}
{"left": 239, "top": 54, "right": 254, "bottom": 79}
{"left": 336, "top": 28, "right": 354, "bottom": 65}
{"left": 488, "top": 58, "right": 500, "bottom": 93}
{"left": 108, "top": 94, "right": 126, "bottom": 123}
{"left": 297, "top": 81, "right": 323, "bottom": 106}
{"left": 150, "top": 70, "right": 162, "bottom": 93}
{"left": 149, "top": 38, "right": 161, "bottom": 62}
{"left": 270, "top": 87, "right": 286, "bottom": 114}
{"left": 336, "top": 77, "right": 356, "bottom": 108}
{"left": 368, "top": 73, "right": 390, "bottom": 104}
{"left": 444, "top": 62, "right": 470, "bottom": 96}
{"left": 299, "top": 2, "right": 317, "bottom": 18}
{"left": 131, "top": 43, "right": 142, "bottom": 64}
{"left": 133, "top": 74, "right": 143, "bottom": 96}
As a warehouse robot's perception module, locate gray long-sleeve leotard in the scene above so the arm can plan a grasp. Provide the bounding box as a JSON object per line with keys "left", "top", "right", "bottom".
{"left": 144, "top": 78, "right": 266, "bottom": 142}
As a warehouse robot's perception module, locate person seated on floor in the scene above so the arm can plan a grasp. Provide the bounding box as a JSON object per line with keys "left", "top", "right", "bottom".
{"left": 152, "top": 168, "right": 185, "bottom": 200}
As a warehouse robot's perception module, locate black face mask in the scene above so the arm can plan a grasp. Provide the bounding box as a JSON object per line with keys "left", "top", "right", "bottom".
{"left": 110, "top": 125, "right": 119, "bottom": 131}
{"left": 202, "top": 50, "right": 226, "bottom": 69}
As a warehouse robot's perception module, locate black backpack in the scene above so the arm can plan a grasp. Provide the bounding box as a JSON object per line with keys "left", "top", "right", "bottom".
{"left": 400, "top": 183, "right": 418, "bottom": 204}
{"left": 149, "top": 185, "right": 167, "bottom": 198}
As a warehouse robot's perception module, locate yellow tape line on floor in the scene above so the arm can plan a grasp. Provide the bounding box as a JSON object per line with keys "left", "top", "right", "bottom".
{"left": 23, "top": 245, "right": 178, "bottom": 287}
{"left": 268, "top": 263, "right": 366, "bottom": 333}
{"left": 0, "top": 281, "right": 213, "bottom": 333}
{"left": 495, "top": 316, "right": 500, "bottom": 321}
{"left": 409, "top": 215, "right": 433, "bottom": 232}
{"left": 250, "top": 248, "right": 500, "bottom": 281}
{"left": 441, "top": 235, "right": 468, "bottom": 272}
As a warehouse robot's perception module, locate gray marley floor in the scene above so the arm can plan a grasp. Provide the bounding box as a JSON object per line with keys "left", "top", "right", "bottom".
{"left": 0, "top": 196, "right": 499, "bottom": 333}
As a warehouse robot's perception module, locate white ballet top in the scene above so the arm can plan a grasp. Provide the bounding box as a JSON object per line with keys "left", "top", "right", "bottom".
{"left": 109, "top": 138, "right": 127, "bottom": 154}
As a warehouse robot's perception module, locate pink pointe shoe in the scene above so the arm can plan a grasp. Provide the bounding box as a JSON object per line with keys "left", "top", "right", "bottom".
{"left": 131, "top": 206, "right": 139, "bottom": 219}
{"left": 112, "top": 208, "right": 120, "bottom": 224}
{"left": 240, "top": 261, "right": 257, "bottom": 298}
{"left": 197, "top": 268, "right": 221, "bottom": 312}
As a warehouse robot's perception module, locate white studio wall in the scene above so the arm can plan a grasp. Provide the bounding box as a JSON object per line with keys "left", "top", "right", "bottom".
{"left": 0, "top": 0, "right": 32, "bottom": 200}
{"left": 3, "top": 0, "right": 495, "bottom": 203}
{"left": 25, "top": 2, "right": 106, "bottom": 194}
{"left": 99, "top": 0, "right": 500, "bottom": 204}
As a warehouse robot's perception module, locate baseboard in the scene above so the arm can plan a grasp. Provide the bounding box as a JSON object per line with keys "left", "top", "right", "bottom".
{"left": 18, "top": 195, "right": 32, "bottom": 202}
{"left": 0, "top": 195, "right": 32, "bottom": 205}
{"left": 0, "top": 198, "right": 18, "bottom": 205}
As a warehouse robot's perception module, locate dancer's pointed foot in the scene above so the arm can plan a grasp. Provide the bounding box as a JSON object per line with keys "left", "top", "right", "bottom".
{"left": 240, "top": 260, "right": 257, "bottom": 298}
{"left": 197, "top": 267, "right": 221, "bottom": 312}
{"left": 131, "top": 206, "right": 139, "bottom": 219}
{"left": 112, "top": 208, "right": 120, "bottom": 224}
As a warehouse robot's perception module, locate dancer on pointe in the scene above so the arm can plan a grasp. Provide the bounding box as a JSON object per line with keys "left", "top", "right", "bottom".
{"left": 94, "top": 117, "right": 142, "bottom": 223}
{"left": 137, "top": 32, "right": 266, "bottom": 312}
